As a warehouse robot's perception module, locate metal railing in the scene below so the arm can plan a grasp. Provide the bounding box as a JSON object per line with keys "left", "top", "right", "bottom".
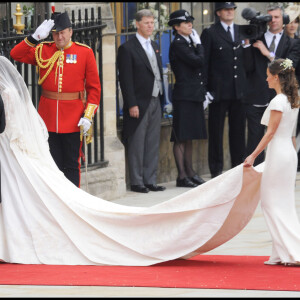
{"left": 0, "top": 7, "right": 108, "bottom": 168}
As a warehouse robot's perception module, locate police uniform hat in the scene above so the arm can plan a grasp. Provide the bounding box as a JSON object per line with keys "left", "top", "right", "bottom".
{"left": 215, "top": 2, "right": 237, "bottom": 13}
{"left": 168, "top": 10, "right": 194, "bottom": 27}
{"left": 51, "top": 12, "right": 72, "bottom": 32}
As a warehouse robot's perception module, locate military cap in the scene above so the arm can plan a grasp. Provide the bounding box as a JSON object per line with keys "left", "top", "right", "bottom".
{"left": 51, "top": 12, "right": 72, "bottom": 32}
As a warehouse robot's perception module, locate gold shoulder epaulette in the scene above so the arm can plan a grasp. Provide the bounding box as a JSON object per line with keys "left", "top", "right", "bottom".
{"left": 75, "top": 42, "right": 91, "bottom": 49}
{"left": 41, "top": 41, "right": 55, "bottom": 45}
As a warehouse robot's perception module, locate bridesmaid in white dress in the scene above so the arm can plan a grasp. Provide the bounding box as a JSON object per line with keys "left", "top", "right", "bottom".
{"left": 244, "top": 58, "right": 300, "bottom": 266}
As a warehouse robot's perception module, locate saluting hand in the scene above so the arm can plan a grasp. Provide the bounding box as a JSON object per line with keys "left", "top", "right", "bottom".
{"left": 32, "top": 19, "right": 55, "bottom": 41}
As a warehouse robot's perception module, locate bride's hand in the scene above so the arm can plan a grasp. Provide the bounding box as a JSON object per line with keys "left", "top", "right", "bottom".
{"left": 244, "top": 155, "right": 255, "bottom": 167}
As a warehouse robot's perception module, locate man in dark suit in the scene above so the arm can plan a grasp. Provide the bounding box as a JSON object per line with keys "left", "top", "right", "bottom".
{"left": 201, "top": 2, "right": 248, "bottom": 178}
{"left": 243, "top": 4, "right": 300, "bottom": 165}
{"left": 117, "top": 9, "right": 165, "bottom": 193}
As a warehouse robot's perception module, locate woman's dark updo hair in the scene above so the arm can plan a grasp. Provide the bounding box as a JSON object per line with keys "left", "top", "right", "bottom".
{"left": 268, "top": 58, "right": 300, "bottom": 108}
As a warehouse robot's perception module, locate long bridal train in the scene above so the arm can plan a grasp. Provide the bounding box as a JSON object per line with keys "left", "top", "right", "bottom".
{"left": 0, "top": 137, "right": 263, "bottom": 266}
{"left": 0, "top": 55, "right": 263, "bottom": 266}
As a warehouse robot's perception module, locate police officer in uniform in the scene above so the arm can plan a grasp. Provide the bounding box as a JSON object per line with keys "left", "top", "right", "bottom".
{"left": 168, "top": 10, "right": 207, "bottom": 187}
{"left": 10, "top": 12, "right": 101, "bottom": 187}
{"left": 201, "top": 2, "right": 248, "bottom": 178}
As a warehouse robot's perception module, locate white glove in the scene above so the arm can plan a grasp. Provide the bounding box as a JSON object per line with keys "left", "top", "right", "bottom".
{"left": 78, "top": 117, "right": 91, "bottom": 135}
{"left": 190, "top": 29, "right": 201, "bottom": 45}
{"left": 32, "top": 19, "right": 55, "bottom": 41}
{"left": 206, "top": 91, "right": 214, "bottom": 102}
{"left": 164, "top": 103, "right": 173, "bottom": 114}
{"left": 203, "top": 92, "right": 214, "bottom": 110}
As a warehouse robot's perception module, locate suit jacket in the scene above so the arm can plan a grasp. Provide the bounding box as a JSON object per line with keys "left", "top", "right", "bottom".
{"left": 169, "top": 34, "right": 206, "bottom": 102}
{"left": 243, "top": 32, "right": 300, "bottom": 105}
{"left": 117, "top": 36, "right": 164, "bottom": 141}
{"left": 201, "top": 21, "right": 248, "bottom": 102}
{"left": 0, "top": 95, "right": 5, "bottom": 134}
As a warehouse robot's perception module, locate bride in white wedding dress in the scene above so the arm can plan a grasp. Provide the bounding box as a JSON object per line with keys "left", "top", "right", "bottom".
{"left": 0, "top": 56, "right": 298, "bottom": 266}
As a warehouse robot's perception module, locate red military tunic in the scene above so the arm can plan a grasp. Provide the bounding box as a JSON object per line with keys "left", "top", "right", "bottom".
{"left": 10, "top": 39, "right": 101, "bottom": 133}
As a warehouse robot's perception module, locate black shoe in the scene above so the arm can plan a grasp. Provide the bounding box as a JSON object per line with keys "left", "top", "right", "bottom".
{"left": 145, "top": 184, "right": 166, "bottom": 191}
{"left": 131, "top": 185, "right": 149, "bottom": 193}
{"left": 189, "top": 174, "right": 205, "bottom": 185}
{"left": 211, "top": 171, "right": 222, "bottom": 178}
{"left": 176, "top": 177, "right": 198, "bottom": 188}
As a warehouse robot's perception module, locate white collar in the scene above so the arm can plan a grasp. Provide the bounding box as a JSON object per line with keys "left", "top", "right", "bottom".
{"left": 179, "top": 34, "right": 191, "bottom": 43}
{"left": 265, "top": 30, "right": 283, "bottom": 39}
{"left": 136, "top": 32, "right": 151, "bottom": 46}
{"left": 220, "top": 21, "right": 234, "bottom": 32}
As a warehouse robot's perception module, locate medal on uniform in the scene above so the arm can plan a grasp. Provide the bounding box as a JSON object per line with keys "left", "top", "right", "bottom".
{"left": 70, "top": 54, "right": 74, "bottom": 64}
{"left": 66, "top": 54, "right": 70, "bottom": 63}
{"left": 73, "top": 54, "right": 77, "bottom": 64}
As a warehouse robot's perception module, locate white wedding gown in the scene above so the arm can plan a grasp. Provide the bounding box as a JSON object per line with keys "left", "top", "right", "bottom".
{"left": 0, "top": 56, "right": 299, "bottom": 266}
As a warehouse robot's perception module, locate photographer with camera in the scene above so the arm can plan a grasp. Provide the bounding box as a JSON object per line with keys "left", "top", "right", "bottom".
{"left": 242, "top": 4, "right": 300, "bottom": 165}
{"left": 201, "top": 2, "right": 249, "bottom": 178}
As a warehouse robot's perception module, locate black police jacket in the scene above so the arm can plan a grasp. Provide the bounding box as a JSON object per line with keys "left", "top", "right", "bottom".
{"left": 169, "top": 34, "right": 206, "bottom": 102}
{"left": 201, "top": 21, "right": 248, "bottom": 102}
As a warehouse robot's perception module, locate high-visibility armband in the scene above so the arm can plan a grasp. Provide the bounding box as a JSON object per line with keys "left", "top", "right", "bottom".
{"left": 84, "top": 103, "right": 98, "bottom": 122}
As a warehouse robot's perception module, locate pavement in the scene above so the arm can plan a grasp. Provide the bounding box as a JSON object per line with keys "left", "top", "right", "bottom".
{"left": 1, "top": 171, "right": 300, "bottom": 298}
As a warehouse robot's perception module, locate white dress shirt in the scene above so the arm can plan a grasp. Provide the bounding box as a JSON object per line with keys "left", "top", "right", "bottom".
{"left": 264, "top": 30, "right": 283, "bottom": 54}
{"left": 220, "top": 21, "right": 234, "bottom": 41}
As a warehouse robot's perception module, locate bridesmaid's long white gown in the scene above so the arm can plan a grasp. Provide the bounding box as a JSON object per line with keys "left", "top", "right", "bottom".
{"left": 260, "top": 94, "right": 300, "bottom": 264}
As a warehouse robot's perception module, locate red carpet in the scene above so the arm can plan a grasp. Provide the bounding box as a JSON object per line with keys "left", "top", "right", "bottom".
{"left": 0, "top": 255, "right": 300, "bottom": 291}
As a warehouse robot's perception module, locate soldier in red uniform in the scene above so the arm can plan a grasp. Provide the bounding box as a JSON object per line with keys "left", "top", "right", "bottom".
{"left": 10, "top": 12, "right": 101, "bottom": 187}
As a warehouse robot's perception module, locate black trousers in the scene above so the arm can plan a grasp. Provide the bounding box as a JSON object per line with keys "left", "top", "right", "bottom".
{"left": 208, "top": 100, "right": 246, "bottom": 175}
{"left": 48, "top": 132, "right": 82, "bottom": 187}
{"left": 244, "top": 104, "right": 267, "bottom": 166}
